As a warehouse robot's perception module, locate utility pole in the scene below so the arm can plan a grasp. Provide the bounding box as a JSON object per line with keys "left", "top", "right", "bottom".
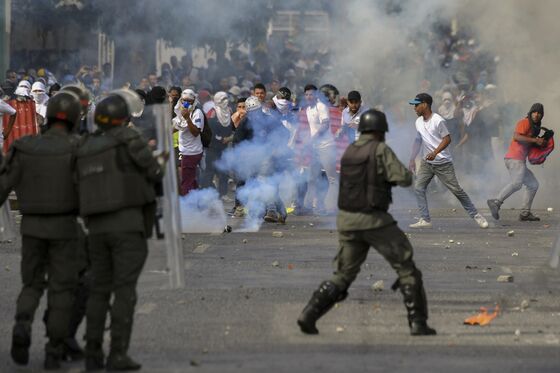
{"left": 0, "top": 0, "right": 10, "bottom": 76}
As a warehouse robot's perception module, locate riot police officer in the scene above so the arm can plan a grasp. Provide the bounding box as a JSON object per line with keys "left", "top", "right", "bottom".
{"left": 76, "top": 90, "right": 164, "bottom": 371}
{"left": 297, "top": 109, "right": 436, "bottom": 336}
{"left": 0, "top": 91, "right": 83, "bottom": 369}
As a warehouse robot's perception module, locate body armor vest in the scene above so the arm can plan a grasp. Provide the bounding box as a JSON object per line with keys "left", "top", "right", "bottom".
{"left": 13, "top": 134, "right": 78, "bottom": 215}
{"left": 76, "top": 132, "right": 155, "bottom": 216}
{"left": 338, "top": 140, "right": 391, "bottom": 213}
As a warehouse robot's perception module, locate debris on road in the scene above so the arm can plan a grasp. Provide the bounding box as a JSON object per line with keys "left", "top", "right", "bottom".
{"left": 193, "top": 244, "right": 210, "bottom": 253}
{"left": 520, "top": 299, "right": 530, "bottom": 311}
{"left": 497, "top": 275, "right": 514, "bottom": 283}
{"left": 464, "top": 305, "right": 500, "bottom": 326}
{"left": 223, "top": 225, "right": 232, "bottom": 233}
{"left": 512, "top": 252, "right": 519, "bottom": 257}
{"left": 514, "top": 329, "right": 521, "bottom": 340}
{"left": 271, "top": 260, "right": 280, "bottom": 267}
{"left": 309, "top": 223, "right": 314, "bottom": 227}
{"left": 507, "top": 230, "right": 515, "bottom": 237}
{"left": 547, "top": 207, "right": 554, "bottom": 212}
{"left": 449, "top": 239, "right": 455, "bottom": 243}
{"left": 242, "top": 239, "right": 248, "bottom": 244}
{"left": 272, "top": 231, "right": 284, "bottom": 238}
{"left": 336, "top": 326, "right": 345, "bottom": 333}
{"left": 371, "top": 280, "right": 384, "bottom": 292}
{"left": 287, "top": 264, "right": 294, "bottom": 270}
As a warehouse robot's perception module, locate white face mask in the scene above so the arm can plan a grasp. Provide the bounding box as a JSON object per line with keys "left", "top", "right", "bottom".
{"left": 32, "top": 91, "right": 48, "bottom": 104}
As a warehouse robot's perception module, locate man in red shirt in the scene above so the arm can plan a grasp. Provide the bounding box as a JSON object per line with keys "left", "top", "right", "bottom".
{"left": 487, "top": 103, "right": 545, "bottom": 221}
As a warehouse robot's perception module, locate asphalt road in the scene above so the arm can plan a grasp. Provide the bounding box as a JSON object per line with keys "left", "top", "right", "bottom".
{"left": 1, "top": 206, "right": 559, "bottom": 372}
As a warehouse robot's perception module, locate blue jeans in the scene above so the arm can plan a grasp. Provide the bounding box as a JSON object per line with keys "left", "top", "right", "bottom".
{"left": 414, "top": 160, "right": 478, "bottom": 221}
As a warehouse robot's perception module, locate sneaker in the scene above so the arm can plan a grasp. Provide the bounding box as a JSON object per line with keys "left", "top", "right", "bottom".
{"left": 519, "top": 211, "right": 540, "bottom": 221}
{"left": 233, "top": 206, "right": 246, "bottom": 218}
{"left": 264, "top": 210, "right": 279, "bottom": 223}
{"left": 486, "top": 199, "right": 501, "bottom": 220}
{"left": 409, "top": 218, "right": 432, "bottom": 229}
{"left": 473, "top": 213, "right": 489, "bottom": 228}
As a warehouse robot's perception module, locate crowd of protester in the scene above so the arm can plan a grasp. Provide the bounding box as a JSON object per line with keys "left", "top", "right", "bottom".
{"left": 0, "top": 23, "right": 523, "bottom": 223}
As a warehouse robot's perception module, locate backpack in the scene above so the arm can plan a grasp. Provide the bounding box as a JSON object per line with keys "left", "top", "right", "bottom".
{"left": 199, "top": 109, "right": 212, "bottom": 148}
{"left": 338, "top": 139, "right": 390, "bottom": 213}
{"left": 528, "top": 127, "right": 554, "bottom": 165}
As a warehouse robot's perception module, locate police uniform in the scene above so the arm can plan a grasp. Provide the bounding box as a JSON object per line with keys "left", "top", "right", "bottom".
{"left": 298, "top": 109, "right": 436, "bottom": 336}
{"left": 0, "top": 91, "right": 83, "bottom": 369}
{"left": 76, "top": 92, "right": 163, "bottom": 371}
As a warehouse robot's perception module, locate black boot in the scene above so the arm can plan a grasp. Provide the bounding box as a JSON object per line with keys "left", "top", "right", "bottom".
{"left": 11, "top": 322, "right": 31, "bottom": 365}
{"left": 44, "top": 341, "right": 63, "bottom": 370}
{"left": 297, "top": 281, "right": 347, "bottom": 335}
{"left": 399, "top": 280, "right": 436, "bottom": 336}
{"left": 106, "top": 353, "right": 142, "bottom": 371}
{"left": 85, "top": 340, "right": 105, "bottom": 371}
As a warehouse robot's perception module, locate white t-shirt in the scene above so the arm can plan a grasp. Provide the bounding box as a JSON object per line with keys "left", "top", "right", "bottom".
{"left": 341, "top": 105, "right": 369, "bottom": 141}
{"left": 414, "top": 112, "right": 452, "bottom": 164}
{"left": 173, "top": 107, "right": 204, "bottom": 156}
{"left": 0, "top": 99, "right": 16, "bottom": 142}
{"left": 306, "top": 100, "right": 334, "bottom": 148}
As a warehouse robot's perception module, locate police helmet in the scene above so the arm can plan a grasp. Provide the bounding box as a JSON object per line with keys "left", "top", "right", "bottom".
{"left": 94, "top": 89, "right": 143, "bottom": 128}
{"left": 46, "top": 91, "right": 82, "bottom": 131}
{"left": 358, "top": 109, "right": 389, "bottom": 133}
{"left": 319, "top": 84, "right": 339, "bottom": 104}
{"left": 60, "top": 84, "right": 91, "bottom": 117}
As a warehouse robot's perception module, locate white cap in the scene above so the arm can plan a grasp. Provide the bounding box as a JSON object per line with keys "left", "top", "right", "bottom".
{"left": 245, "top": 96, "right": 262, "bottom": 112}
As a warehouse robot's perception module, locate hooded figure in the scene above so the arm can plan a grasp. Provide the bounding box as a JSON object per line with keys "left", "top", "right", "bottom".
{"left": 438, "top": 91, "right": 456, "bottom": 120}
{"left": 213, "top": 91, "right": 231, "bottom": 128}
{"left": 528, "top": 102, "right": 544, "bottom": 134}
{"left": 31, "top": 82, "right": 49, "bottom": 119}
{"left": 14, "top": 80, "right": 31, "bottom": 98}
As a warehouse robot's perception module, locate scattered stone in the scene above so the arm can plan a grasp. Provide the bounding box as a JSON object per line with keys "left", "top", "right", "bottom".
{"left": 547, "top": 207, "right": 554, "bottom": 212}
{"left": 242, "top": 239, "right": 248, "bottom": 244}
{"left": 456, "top": 241, "right": 462, "bottom": 245}
{"left": 371, "top": 280, "right": 384, "bottom": 292}
{"left": 193, "top": 244, "right": 210, "bottom": 253}
{"left": 512, "top": 252, "right": 519, "bottom": 257}
{"left": 507, "top": 230, "right": 515, "bottom": 237}
{"left": 190, "top": 359, "right": 200, "bottom": 367}
{"left": 452, "top": 208, "right": 457, "bottom": 212}
{"left": 202, "top": 348, "right": 209, "bottom": 354}
{"left": 449, "top": 239, "right": 455, "bottom": 243}
{"left": 543, "top": 224, "right": 550, "bottom": 229}
{"left": 5, "top": 265, "right": 10, "bottom": 272}
{"left": 309, "top": 223, "right": 314, "bottom": 227}
{"left": 336, "top": 326, "right": 345, "bottom": 333}
{"left": 272, "top": 231, "right": 284, "bottom": 238}
{"left": 445, "top": 245, "right": 451, "bottom": 249}
{"left": 271, "top": 260, "right": 280, "bottom": 267}
{"left": 514, "top": 329, "right": 521, "bottom": 338}
{"left": 497, "top": 275, "right": 514, "bottom": 283}
{"left": 520, "top": 299, "right": 530, "bottom": 310}
{"left": 545, "top": 333, "right": 559, "bottom": 344}
{"left": 291, "top": 225, "right": 296, "bottom": 229}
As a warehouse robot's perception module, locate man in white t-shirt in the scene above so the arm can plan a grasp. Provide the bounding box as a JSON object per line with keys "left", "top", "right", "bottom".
{"left": 172, "top": 89, "right": 204, "bottom": 195}
{"left": 0, "top": 96, "right": 17, "bottom": 148}
{"left": 304, "top": 84, "right": 338, "bottom": 213}
{"left": 408, "top": 93, "right": 488, "bottom": 229}
{"left": 337, "top": 90, "right": 369, "bottom": 143}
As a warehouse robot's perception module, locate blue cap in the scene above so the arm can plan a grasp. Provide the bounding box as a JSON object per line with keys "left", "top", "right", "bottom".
{"left": 409, "top": 93, "right": 433, "bottom": 106}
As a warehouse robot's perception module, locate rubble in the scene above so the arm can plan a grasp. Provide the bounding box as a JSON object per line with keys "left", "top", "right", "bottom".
{"left": 547, "top": 207, "right": 554, "bottom": 212}
{"left": 520, "top": 299, "right": 530, "bottom": 310}
{"left": 512, "top": 252, "right": 519, "bottom": 257}
{"left": 497, "top": 275, "right": 514, "bottom": 283}
{"left": 336, "top": 326, "right": 345, "bottom": 333}
{"left": 272, "top": 231, "right": 284, "bottom": 238}
{"left": 371, "top": 280, "right": 384, "bottom": 292}
{"left": 271, "top": 260, "right": 280, "bottom": 267}
{"left": 242, "top": 239, "right": 248, "bottom": 244}
{"left": 507, "top": 230, "right": 515, "bottom": 237}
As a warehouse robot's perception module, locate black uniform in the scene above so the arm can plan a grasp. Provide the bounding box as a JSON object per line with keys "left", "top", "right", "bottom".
{"left": 76, "top": 124, "right": 163, "bottom": 370}
{"left": 0, "top": 127, "right": 81, "bottom": 366}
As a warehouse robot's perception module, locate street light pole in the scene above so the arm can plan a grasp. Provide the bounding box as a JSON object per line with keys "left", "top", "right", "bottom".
{"left": 0, "top": 0, "right": 11, "bottom": 77}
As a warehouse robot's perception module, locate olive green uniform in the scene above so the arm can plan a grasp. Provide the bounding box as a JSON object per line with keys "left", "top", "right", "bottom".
{"left": 76, "top": 126, "right": 163, "bottom": 356}
{"left": 0, "top": 128, "right": 80, "bottom": 355}
{"left": 332, "top": 133, "right": 417, "bottom": 290}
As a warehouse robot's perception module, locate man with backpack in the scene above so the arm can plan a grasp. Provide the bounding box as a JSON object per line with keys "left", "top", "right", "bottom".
{"left": 487, "top": 103, "right": 551, "bottom": 221}
{"left": 173, "top": 89, "right": 207, "bottom": 195}
{"left": 297, "top": 109, "right": 436, "bottom": 337}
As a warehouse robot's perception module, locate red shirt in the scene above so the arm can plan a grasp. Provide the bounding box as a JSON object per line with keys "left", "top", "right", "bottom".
{"left": 504, "top": 117, "right": 533, "bottom": 160}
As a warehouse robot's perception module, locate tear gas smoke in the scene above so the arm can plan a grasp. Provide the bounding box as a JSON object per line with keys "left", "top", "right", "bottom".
{"left": 180, "top": 188, "right": 227, "bottom": 234}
